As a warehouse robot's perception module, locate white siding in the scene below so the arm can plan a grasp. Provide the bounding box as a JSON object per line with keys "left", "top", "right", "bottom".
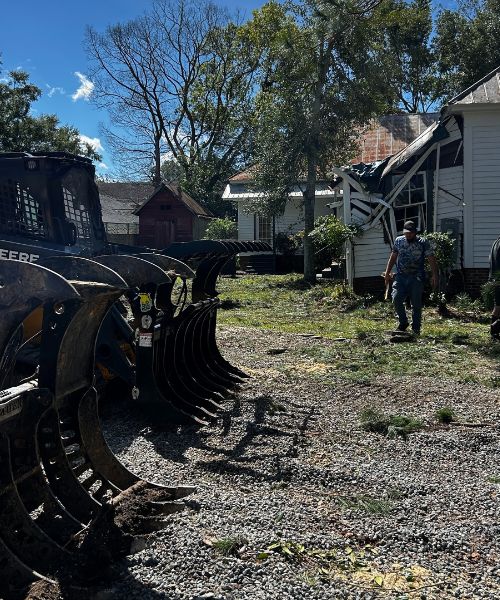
{"left": 353, "top": 223, "right": 391, "bottom": 278}
{"left": 470, "top": 120, "right": 500, "bottom": 267}
{"left": 237, "top": 203, "right": 254, "bottom": 241}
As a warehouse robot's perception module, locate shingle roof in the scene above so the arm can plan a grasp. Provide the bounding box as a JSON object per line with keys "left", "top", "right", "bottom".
{"left": 97, "top": 182, "right": 153, "bottom": 224}
{"left": 132, "top": 182, "right": 213, "bottom": 218}
{"left": 448, "top": 66, "right": 500, "bottom": 105}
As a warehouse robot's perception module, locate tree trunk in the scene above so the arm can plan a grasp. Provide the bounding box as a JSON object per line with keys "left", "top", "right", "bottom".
{"left": 303, "top": 156, "right": 317, "bottom": 282}
{"left": 152, "top": 133, "right": 162, "bottom": 185}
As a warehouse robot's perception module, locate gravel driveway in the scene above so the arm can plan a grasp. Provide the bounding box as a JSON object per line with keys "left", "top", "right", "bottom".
{"left": 101, "top": 326, "right": 500, "bottom": 600}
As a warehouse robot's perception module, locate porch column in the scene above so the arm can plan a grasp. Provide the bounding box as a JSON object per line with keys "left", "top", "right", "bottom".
{"left": 342, "top": 179, "right": 353, "bottom": 287}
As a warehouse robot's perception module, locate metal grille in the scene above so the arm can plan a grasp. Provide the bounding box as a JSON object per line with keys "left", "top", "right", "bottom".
{"left": 63, "top": 186, "right": 92, "bottom": 242}
{"left": 0, "top": 178, "right": 45, "bottom": 238}
{"left": 104, "top": 222, "right": 139, "bottom": 235}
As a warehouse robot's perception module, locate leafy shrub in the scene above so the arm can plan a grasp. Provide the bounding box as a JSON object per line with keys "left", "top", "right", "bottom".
{"left": 308, "top": 215, "right": 361, "bottom": 271}
{"left": 274, "top": 231, "right": 300, "bottom": 255}
{"left": 204, "top": 217, "right": 237, "bottom": 240}
{"left": 423, "top": 231, "right": 456, "bottom": 271}
{"left": 360, "top": 408, "right": 423, "bottom": 438}
{"left": 435, "top": 406, "right": 455, "bottom": 424}
{"left": 481, "top": 280, "right": 496, "bottom": 311}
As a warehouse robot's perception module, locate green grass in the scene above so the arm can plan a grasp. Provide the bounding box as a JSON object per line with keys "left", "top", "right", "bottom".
{"left": 216, "top": 274, "right": 498, "bottom": 386}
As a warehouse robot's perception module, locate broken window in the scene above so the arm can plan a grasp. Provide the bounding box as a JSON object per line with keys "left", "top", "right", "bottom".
{"left": 392, "top": 172, "right": 427, "bottom": 233}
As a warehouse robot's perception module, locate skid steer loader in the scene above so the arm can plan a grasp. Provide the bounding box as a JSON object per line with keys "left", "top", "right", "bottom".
{"left": 0, "top": 258, "right": 196, "bottom": 599}
{"left": 0, "top": 151, "right": 270, "bottom": 423}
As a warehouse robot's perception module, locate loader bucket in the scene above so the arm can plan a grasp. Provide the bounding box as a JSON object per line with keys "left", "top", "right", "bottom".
{"left": 0, "top": 258, "right": 194, "bottom": 596}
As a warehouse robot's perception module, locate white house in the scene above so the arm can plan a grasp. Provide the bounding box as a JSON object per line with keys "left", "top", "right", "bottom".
{"left": 224, "top": 67, "right": 500, "bottom": 295}
{"left": 223, "top": 114, "right": 439, "bottom": 274}
{"left": 332, "top": 65, "right": 500, "bottom": 295}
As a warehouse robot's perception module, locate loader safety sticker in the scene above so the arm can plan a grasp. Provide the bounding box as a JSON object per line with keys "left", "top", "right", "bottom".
{"left": 139, "top": 293, "right": 153, "bottom": 313}
{"left": 0, "top": 396, "right": 23, "bottom": 423}
{"left": 138, "top": 332, "right": 153, "bottom": 347}
{"left": 141, "top": 315, "right": 153, "bottom": 329}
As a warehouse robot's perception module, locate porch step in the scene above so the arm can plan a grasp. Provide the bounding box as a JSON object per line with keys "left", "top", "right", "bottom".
{"left": 244, "top": 254, "right": 275, "bottom": 274}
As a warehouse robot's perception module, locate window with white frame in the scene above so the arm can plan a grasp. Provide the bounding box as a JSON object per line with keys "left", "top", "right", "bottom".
{"left": 255, "top": 214, "right": 273, "bottom": 245}
{"left": 392, "top": 172, "right": 427, "bottom": 233}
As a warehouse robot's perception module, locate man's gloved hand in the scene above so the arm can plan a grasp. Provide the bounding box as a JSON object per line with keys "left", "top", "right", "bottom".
{"left": 490, "top": 316, "right": 500, "bottom": 339}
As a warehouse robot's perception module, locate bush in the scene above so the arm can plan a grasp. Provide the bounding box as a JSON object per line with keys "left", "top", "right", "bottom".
{"left": 436, "top": 406, "right": 455, "bottom": 424}
{"left": 423, "top": 231, "right": 456, "bottom": 272}
{"left": 481, "top": 280, "right": 496, "bottom": 311}
{"left": 360, "top": 408, "right": 423, "bottom": 438}
{"left": 274, "top": 231, "right": 300, "bottom": 255}
{"left": 308, "top": 215, "right": 361, "bottom": 271}
{"left": 203, "top": 217, "right": 237, "bottom": 240}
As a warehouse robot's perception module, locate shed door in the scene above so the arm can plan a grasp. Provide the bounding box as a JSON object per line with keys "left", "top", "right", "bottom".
{"left": 154, "top": 220, "right": 175, "bottom": 248}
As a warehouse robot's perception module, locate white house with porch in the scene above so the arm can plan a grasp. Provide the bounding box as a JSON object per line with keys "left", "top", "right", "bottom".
{"left": 224, "top": 67, "right": 500, "bottom": 295}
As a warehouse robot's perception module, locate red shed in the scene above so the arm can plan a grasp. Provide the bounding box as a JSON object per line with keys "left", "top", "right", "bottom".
{"left": 133, "top": 182, "right": 213, "bottom": 249}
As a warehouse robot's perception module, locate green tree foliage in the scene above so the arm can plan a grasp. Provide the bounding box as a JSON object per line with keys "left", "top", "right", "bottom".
{"left": 309, "top": 215, "right": 361, "bottom": 271}
{"left": 243, "top": 0, "right": 396, "bottom": 281}
{"left": 0, "top": 68, "right": 99, "bottom": 159}
{"left": 203, "top": 217, "right": 237, "bottom": 240}
{"left": 377, "top": 0, "right": 444, "bottom": 112}
{"left": 434, "top": 0, "right": 500, "bottom": 97}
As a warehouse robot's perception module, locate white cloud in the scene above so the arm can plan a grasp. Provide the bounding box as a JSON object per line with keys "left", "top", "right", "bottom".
{"left": 46, "top": 84, "right": 65, "bottom": 98}
{"left": 98, "top": 162, "right": 109, "bottom": 170}
{"left": 79, "top": 135, "right": 103, "bottom": 153}
{"left": 72, "top": 72, "right": 94, "bottom": 102}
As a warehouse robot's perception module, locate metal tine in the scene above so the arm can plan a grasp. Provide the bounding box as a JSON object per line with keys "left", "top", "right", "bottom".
{"left": 176, "top": 301, "right": 237, "bottom": 393}
{"left": 187, "top": 300, "right": 243, "bottom": 388}
{"left": 39, "top": 256, "right": 185, "bottom": 501}
{"left": 163, "top": 241, "right": 251, "bottom": 379}
{"left": 156, "top": 304, "right": 225, "bottom": 410}
{"left": 135, "top": 254, "right": 229, "bottom": 398}
{"left": 94, "top": 254, "right": 216, "bottom": 423}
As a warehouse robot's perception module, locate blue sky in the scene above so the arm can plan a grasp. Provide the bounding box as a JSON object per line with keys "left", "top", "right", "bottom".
{"left": 0, "top": 0, "right": 265, "bottom": 176}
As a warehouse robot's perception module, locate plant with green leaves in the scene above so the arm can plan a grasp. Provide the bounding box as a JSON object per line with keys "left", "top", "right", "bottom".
{"left": 434, "top": 0, "right": 500, "bottom": 99}
{"left": 436, "top": 406, "right": 455, "bottom": 424}
{"left": 309, "top": 215, "right": 361, "bottom": 272}
{"left": 423, "top": 231, "right": 456, "bottom": 309}
{"left": 360, "top": 408, "right": 423, "bottom": 438}
{"left": 203, "top": 217, "right": 237, "bottom": 240}
{"left": 0, "top": 66, "right": 99, "bottom": 159}
{"left": 244, "top": 0, "right": 397, "bottom": 282}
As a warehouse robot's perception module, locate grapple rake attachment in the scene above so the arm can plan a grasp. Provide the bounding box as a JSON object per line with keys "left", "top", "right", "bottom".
{"left": 163, "top": 240, "right": 272, "bottom": 380}
{"left": 0, "top": 258, "right": 194, "bottom": 598}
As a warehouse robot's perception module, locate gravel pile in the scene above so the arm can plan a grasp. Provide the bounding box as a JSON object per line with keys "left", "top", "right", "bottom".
{"left": 100, "top": 326, "right": 500, "bottom": 600}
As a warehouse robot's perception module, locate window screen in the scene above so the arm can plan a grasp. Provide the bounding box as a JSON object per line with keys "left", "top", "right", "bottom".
{"left": 0, "top": 178, "right": 46, "bottom": 238}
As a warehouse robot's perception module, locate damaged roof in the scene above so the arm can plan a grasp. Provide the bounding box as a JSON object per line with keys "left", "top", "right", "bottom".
{"left": 448, "top": 65, "right": 500, "bottom": 105}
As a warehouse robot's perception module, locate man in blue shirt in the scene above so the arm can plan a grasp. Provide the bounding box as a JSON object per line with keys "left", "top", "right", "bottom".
{"left": 384, "top": 220, "right": 438, "bottom": 335}
{"left": 489, "top": 236, "right": 500, "bottom": 339}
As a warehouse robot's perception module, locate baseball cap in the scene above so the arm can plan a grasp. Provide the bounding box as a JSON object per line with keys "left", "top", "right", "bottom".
{"left": 403, "top": 220, "right": 417, "bottom": 233}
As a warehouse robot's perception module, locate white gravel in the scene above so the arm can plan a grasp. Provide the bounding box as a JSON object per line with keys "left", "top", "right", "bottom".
{"left": 100, "top": 326, "right": 500, "bottom": 600}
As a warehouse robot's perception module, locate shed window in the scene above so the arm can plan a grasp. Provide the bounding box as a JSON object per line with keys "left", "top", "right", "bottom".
{"left": 160, "top": 204, "right": 172, "bottom": 210}
{"left": 392, "top": 172, "right": 427, "bottom": 233}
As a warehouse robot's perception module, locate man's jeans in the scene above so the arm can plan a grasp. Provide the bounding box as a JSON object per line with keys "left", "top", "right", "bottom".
{"left": 392, "top": 273, "right": 424, "bottom": 332}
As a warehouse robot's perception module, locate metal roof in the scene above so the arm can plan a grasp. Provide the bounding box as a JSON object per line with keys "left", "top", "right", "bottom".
{"left": 448, "top": 66, "right": 500, "bottom": 105}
